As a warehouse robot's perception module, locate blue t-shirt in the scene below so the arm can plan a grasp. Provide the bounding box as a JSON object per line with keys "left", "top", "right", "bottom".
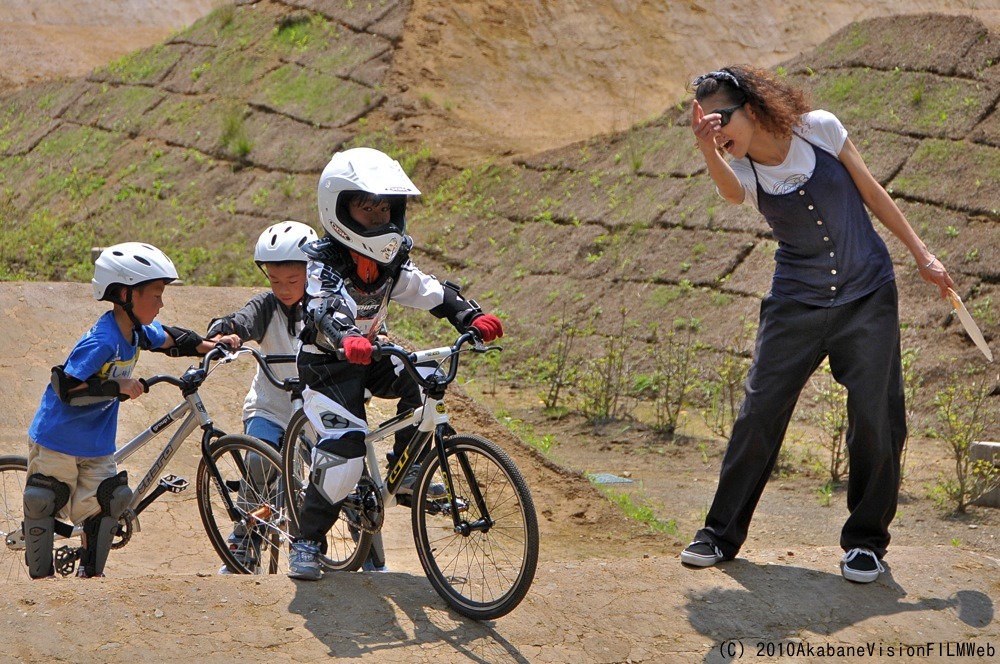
{"left": 28, "top": 311, "right": 166, "bottom": 458}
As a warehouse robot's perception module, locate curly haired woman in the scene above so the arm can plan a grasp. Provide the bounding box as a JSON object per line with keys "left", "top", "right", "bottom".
{"left": 681, "top": 65, "right": 953, "bottom": 583}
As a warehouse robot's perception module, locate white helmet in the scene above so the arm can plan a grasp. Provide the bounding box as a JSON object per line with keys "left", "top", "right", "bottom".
{"left": 317, "top": 147, "right": 420, "bottom": 264}
{"left": 92, "top": 242, "right": 179, "bottom": 301}
{"left": 254, "top": 220, "right": 318, "bottom": 265}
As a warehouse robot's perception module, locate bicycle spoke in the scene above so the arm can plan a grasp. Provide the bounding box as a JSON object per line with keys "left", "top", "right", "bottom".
{"left": 413, "top": 435, "right": 538, "bottom": 620}
{"left": 197, "top": 435, "right": 291, "bottom": 575}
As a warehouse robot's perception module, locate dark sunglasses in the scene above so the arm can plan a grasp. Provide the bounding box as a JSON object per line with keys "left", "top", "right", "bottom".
{"left": 713, "top": 104, "right": 744, "bottom": 127}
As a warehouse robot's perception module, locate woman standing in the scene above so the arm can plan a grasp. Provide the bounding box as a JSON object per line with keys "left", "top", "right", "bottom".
{"left": 681, "top": 65, "right": 953, "bottom": 583}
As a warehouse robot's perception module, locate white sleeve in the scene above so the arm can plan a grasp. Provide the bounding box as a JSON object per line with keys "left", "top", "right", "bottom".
{"left": 729, "top": 159, "right": 759, "bottom": 209}
{"left": 798, "top": 110, "right": 848, "bottom": 157}
{"left": 389, "top": 261, "right": 446, "bottom": 311}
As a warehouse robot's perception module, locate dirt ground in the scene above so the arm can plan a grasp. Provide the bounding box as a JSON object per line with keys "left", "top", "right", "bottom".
{"left": 1, "top": 2, "right": 999, "bottom": 662}
{"left": 1, "top": 281, "right": 998, "bottom": 662}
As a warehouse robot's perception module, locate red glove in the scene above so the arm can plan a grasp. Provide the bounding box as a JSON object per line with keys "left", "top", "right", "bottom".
{"left": 341, "top": 336, "right": 373, "bottom": 365}
{"left": 470, "top": 314, "right": 504, "bottom": 342}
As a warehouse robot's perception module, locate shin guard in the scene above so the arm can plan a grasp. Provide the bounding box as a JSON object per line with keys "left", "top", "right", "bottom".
{"left": 80, "top": 471, "right": 132, "bottom": 577}
{"left": 23, "top": 474, "right": 70, "bottom": 579}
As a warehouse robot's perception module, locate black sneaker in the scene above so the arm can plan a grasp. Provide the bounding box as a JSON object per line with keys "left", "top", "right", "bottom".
{"left": 840, "top": 548, "right": 884, "bottom": 583}
{"left": 395, "top": 463, "right": 446, "bottom": 501}
{"left": 681, "top": 540, "right": 724, "bottom": 567}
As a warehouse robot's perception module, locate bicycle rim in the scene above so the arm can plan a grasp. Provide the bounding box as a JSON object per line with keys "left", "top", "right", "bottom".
{"left": 412, "top": 435, "right": 539, "bottom": 620}
{"left": 197, "top": 434, "right": 291, "bottom": 575}
{"left": 0, "top": 456, "right": 29, "bottom": 582}
{"left": 282, "top": 410, "right": 371, "bottom": 571}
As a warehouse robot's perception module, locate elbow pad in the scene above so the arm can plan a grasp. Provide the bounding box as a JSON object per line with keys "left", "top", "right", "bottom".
{"left": 430, "top": 280, "right": 483, "bottom": 331}
{"left": 310, "top": 298, "right": 358, "bottom": 353}
{"left": 154, "top": 325, "right": 205, "bottom": 357}
{"left": 206, "top": 317, "right": 236, "bottom": 337}
{"left": 50, "top": 365, "right": 122, "bottom": 406}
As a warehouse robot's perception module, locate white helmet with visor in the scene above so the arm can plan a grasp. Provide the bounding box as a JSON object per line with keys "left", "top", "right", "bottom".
{"left": 317, "top": 147, "right": 420, "bottom": 265}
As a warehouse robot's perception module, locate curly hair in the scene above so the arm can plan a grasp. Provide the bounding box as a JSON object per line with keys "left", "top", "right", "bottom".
{"left": 692, "top": 65, "right": 811, "bottom": 139}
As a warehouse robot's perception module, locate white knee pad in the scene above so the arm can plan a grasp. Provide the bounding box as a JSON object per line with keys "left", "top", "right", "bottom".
{"left": 302, "top": 388, "right": 368, "bottom": 438}
{"left": 311, "top": 448, "right": 364, "bottom": 506}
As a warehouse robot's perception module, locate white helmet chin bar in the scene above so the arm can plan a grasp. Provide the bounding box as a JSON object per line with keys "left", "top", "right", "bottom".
{"left": 317, "top": 147, "right": 421, "bottom": 265}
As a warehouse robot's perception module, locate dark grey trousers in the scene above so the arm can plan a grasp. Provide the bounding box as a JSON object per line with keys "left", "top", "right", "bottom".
{"left": 695, "top": 281, "right": 906, "bottom": 559}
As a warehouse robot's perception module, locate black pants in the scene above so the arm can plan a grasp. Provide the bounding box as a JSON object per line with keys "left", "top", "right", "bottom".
{"left": 696, "top": 282, "right": 906, "bottom": 559}
{"left": 295, "top": 350, "right": 422, "bottom": 543}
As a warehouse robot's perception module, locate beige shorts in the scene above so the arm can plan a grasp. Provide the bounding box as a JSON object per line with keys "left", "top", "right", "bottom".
{"left": 27, "top": 441, "right": 118, "bottom": 524}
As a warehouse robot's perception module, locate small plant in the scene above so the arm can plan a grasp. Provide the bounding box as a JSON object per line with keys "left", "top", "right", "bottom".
{"left": 928, "top": 372, "right": 999, "bottom": 513}
{"left": 900, "top": 346, "right": 922, "bottom": 483}
{"left": 816, "top": 481, "right": 834, "bottom": 507}
{"left": 591, "top": 481, "right": 678, "bottom": 534}
{"left": 537, "top": 305, "right": 588, "bottom": 410}
{"left": 220, "top": 105, "right": 252, "bottom": 159}
{"left": 497, "top": 412, "right": 556, "bottom": 457}
{"left": 808, "top": 360, "right": 849, "bottom": 484}
{"left": 577, "top": 307, "right": 636, "bottom": 423}
{"left": 700, "top": 316, "right": 755, "bottom": 439}
{"left": 191, "top": 62, "right": 211, "bottom": 81}
{"left": 646, "top": 323, "right": 700, "bottom": 436}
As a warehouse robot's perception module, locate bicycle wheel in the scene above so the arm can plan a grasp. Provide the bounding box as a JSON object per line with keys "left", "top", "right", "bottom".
{"left": 197, "top": 434, "right": 291, "bottom": 575}
{"left": 0, "top": 455, "right": 29, "bottom": 582}
{"left": 412, "top": 434, "right": 539, "bottom": 620}
{"left": 281, "top": 409, "right": 371, "bottom": 571}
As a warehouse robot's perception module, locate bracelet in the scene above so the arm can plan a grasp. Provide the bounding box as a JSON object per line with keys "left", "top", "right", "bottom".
{"left": 923, "top": 255, "right": 936, "bottom": 269}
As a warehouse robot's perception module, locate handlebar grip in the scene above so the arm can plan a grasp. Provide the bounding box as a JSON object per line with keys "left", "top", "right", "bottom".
{"left": 117, "top": 378, "right": 148, "bottom": 401}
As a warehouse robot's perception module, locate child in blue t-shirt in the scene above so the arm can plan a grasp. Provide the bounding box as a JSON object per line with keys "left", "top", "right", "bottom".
{"left": 24, "top": 242, "right": 213, "bottom": 579}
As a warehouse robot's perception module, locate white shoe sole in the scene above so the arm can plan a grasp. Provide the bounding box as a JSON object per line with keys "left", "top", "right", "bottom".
{"left": 287, "top": 568, "right": 322, "bottom": 581}
{"left": 841, "top": 565, "right": 880, "bottom": 583}
{"left": 680, "top": 551, "right": 723, "bottom": 567}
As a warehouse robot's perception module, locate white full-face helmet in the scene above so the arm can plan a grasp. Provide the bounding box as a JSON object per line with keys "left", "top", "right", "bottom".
{"left": 317, "top": 147, "right": 421, "bottom": 265}
{"left": 92, "top": 242, "right": 179, "bottom": 302}
{"left": 254, "top": 220, "right": 318, "bottom": 265}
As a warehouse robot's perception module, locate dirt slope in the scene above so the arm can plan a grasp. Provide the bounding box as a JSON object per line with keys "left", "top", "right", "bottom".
{"left": 394, "top": 0, "right": 1000, "bottom": 160}
{"left": 0, "top": 0, "right": 230, "bottom": 94}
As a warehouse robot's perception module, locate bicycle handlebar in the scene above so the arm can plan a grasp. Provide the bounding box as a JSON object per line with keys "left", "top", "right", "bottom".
{"left": 372, "top": 331, "right": 496, "bottom": 392}
{"left": 140, "top": 345, "right": 297, "bottom": 395}
{"left": 139, "top": 333, "right": 494, "bottom": 399}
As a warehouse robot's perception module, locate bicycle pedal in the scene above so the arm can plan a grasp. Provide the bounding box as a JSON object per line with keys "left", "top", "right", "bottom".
{"left": 159, "top": 474, "right": 189, "bottom": 493}
{"left": 54, "top": 545, "right": 79, "bottom": 577}
{"left": 427, "top": 497, "right": 468, "bottom": 516}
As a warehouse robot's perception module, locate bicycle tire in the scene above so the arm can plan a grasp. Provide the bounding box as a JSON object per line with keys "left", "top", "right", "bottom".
{"left": 412, "top": 434, "right": 539, "bottom": 620}
{"left": 0, "top": 455, "right": 29, "bottom": 582}
{"left": 196, "top": 434, "right": 290, "bottom": 575}
{"left": 281, "top": 409, "right": 372, "bottom": 572}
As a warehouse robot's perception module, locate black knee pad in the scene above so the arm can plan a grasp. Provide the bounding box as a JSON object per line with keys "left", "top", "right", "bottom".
{"left": 24, "top": 473, "right": 70, "bottom": 518}
{"left": 81, "top": 471, "right": 132, "bottom": 577}
{"left": 23, "top": 474, "right": 71, "bottom": 579}
{"left": 96, "top": 471, "right": 132, "bottom": 519}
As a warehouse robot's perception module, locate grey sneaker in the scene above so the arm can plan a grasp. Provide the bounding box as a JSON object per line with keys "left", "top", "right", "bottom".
{"left": 395, "top": 463, "right": 446, "bottom": 501}
{"left": 218, "top": 530, "right": 261, "bottom": 575}
{"left": 841, "top": 548, "right": 884, "bottom": 583}
{"left": 288, "top": 540, "right": 323, "bottom": 580}
{"left": 681, "top": 540, "right": 724, "bottom": 567}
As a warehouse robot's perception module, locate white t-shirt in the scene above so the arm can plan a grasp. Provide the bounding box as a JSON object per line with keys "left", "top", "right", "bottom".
{"left": 731, "top": 110, "right": 849, "bottom": 209}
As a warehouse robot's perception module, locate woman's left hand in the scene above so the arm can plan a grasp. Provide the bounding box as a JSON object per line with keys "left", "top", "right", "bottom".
{"left": 918, "top": 255, "right": 954, "bottom": 299}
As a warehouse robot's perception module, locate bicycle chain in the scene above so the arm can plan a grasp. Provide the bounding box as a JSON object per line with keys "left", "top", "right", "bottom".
{"left": 111, "top": 511, "right": 135, "bottom": 550}
{"left": 342, "top": 476, "right": 384, "bottom": 535}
